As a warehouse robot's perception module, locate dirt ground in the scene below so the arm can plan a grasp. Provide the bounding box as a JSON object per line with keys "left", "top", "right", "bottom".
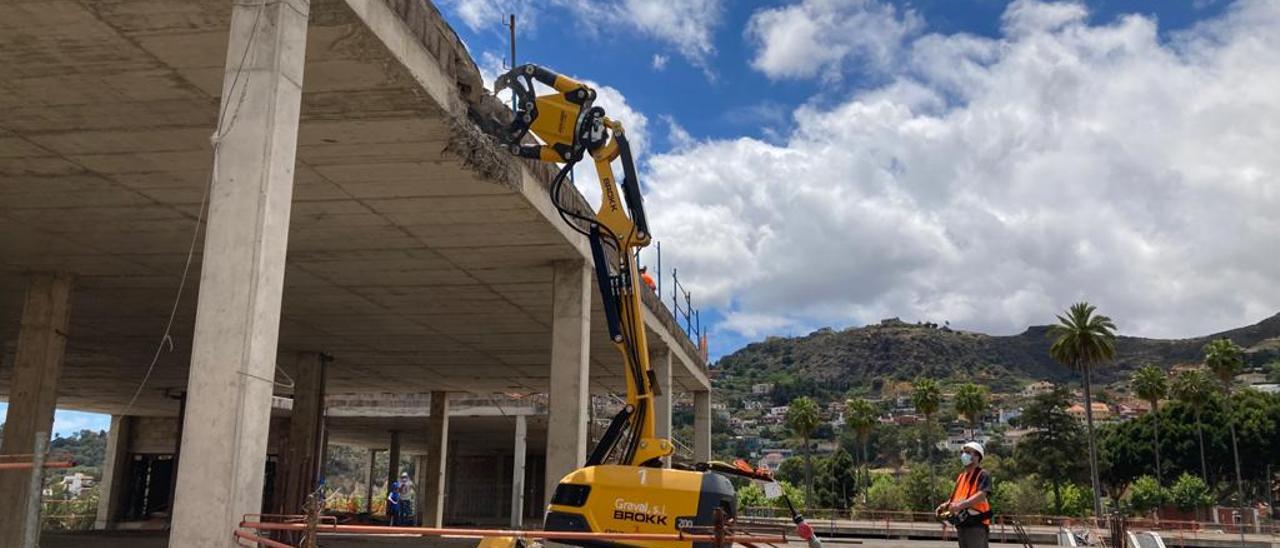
{"left": 41, "top": 531, "right": 954, "bottom": 548}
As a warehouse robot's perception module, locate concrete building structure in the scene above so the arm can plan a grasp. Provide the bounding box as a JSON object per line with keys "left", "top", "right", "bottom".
{"left": 0, "top": 1, "right": 711, "bottom": 546}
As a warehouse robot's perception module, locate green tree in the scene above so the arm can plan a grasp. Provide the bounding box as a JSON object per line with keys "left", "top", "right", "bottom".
{"left": 738, "top": 481, "right": 807, "bottom": 511}
{"left": 845, "top": 397, "right": 877, "bottom": 500}
{"left": 1058, "top": 483, "right": 1092, "bottom": 517}
{"left": 1170, "top": 368, "right": 1216, "bottom": 483}
{"left": 866, "top": 474, "right": 906, "bottom": 511}
{"left": 954, "top": 383, "right": 989, "bottom": 439}
{"left": 912, "top": 377, "right": 942, "bottom": 490}
{"left": 991, "top": 475, "right": 1049, "bottom": 516}
{"left": 1127, "top": 475, "right": 1166, "bottom": 515}
{"left": 1049, "top": 302, "right": 1117, "bottom": 517}
{"left": 1203, "top": 338, "right": 1246, "bottom": 507}
{"left": 1017, "top": 387, "right": 1087, "bottom": 514}
{"left": 1130, "top": 365, "right": 1168, "bottom": 486}
{"left": 1168, "top": 473, "right": 1214, "bottom": 513}
{"left": 787, "top": 396, "right": 822, "bottom": 510}
{"left": 817, "top": 448, "right": 858, "bottom": 510}
{"left": 903, "top": 462, "right": 948, "bottom": 512}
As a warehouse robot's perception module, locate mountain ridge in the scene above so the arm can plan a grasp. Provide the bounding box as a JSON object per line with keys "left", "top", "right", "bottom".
{"left": 713, "top": 312, "right": 1280, "bottom": 398}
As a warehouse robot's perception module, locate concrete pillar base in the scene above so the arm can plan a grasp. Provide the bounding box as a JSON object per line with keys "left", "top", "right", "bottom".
{"left": 545, "top": 261, "right": 591, "bottom": 503}
{"left": 423, "top": 391, "right": 450, "bottom": 527}
{"left": 0, "top": 273, "right": 73, "bottom": 546}
{"left": 694, "top": 391, "right": 712, "bottom": 463}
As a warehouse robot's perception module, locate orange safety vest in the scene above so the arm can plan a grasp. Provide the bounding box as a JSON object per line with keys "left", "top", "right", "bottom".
{"left": 949, "top": 467, "right": 991, "bottom": 525}
{"left": 641, "top": 272, "right": 656, "bottom": 290}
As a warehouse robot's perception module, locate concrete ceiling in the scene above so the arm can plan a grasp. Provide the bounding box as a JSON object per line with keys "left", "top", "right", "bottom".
{"left": 0, "top": 0, "right": 707, "bottom": 417}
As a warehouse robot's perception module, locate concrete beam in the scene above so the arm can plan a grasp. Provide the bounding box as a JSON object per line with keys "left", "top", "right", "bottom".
{"left": 510, "top": 414, "right": 527, "bottom": 528}
{"left": 0, "top": 272, "right": 73, "bottom": 546}
{"left": 95, "top": 415, "right": 133, "bottom": 530}
{"left": 544, "top": 260, "right": 591, "bottom": 503}
{"left": 422, "top": 391, "right": 450, "bottom": 527}
{"left": 168, "top": 0, "right": 309, "bottom": 545}
{"left": 642, "top": 306, "right": 710, "bottom": 392}
{"left": 281, "top": 352, "right": 327, "bottom": 513}
{"left": 694, "top": 391, "right": 712, "bottom": 463}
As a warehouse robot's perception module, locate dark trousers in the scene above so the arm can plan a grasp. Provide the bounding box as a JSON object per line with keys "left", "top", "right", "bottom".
{"left": 957, "top": 525, "right": 989, "bottom": 548}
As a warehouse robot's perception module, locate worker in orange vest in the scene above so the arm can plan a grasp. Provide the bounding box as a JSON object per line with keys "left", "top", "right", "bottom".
{"left": 639, "top": 265, "right": 656, "bottom": 291}
{"left": 936, "top": 441, "right": 992, "bottom": 548}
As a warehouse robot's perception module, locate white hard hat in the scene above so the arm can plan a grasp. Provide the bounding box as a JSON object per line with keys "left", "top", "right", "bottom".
{"left": 962, "top": 441, "right": 985, "bottom": 459}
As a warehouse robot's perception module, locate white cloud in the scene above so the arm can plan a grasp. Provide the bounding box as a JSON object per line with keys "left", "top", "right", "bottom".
{"left": 652, "top": 54, "right": 669, "bottom": 71}
{"left": 664, "top": 115, "right": 694, "bottom": 149}
{"left": 746, "top": 0, "right": 923, "bottom": 80}
{"left": 620, "top": 0, "right": 721, "bottom": 66}
{"left": 647, "top": 0, "right": 1280, "bottom": 339}
{"left": 443, "top": 0, "right": 536, "bottom": 34}
{"left": 444, "top": 0, "right": 722, "bottom": 69}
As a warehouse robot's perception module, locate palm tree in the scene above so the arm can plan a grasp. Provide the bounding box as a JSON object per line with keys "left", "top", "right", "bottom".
{"left": 1130, "top": 365, "right": 1168, "bottom": 486}
{"left": 1170, "top": 368, "right": 1216, "bottom": 483}
{"left": 912, "top": 377, "right": 942, "bottom": 492}
{"left": 954, "top": 383, "right": 989, "bottom": 440}
{"left": 845, "top": 397, "right": 877, "bottom": 501}
{"left": 1049, "top": 302, "right": 1116, "bottom": 517}
{"left": 786, "top": 396, "right": 822, "bottom": 510}
{"left": 1204, "top": 338, "right": 1246, "bottom": 509}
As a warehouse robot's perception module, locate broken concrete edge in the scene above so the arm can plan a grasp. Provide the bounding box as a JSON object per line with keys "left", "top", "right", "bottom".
{"left": 376, "top": 0, "right": 706, "bottom": 369}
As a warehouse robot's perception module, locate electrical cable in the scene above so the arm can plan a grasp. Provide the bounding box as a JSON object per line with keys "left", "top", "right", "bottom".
{"left": 122, "top": 2, "right": 267, "bottom": 417}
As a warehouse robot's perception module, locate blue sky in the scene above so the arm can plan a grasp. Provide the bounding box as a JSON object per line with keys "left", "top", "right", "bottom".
{"left": 7, "top": 1, "right": 1277, "bottom": 435}
{"left": 442, "top": 0, "right": 1280, "bottom": 361}
{"left": 0, "top": 403, "right": 110, "bottom": 437}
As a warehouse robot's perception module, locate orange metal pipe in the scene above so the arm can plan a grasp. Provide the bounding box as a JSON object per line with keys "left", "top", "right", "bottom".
{"left": 233, "top": 529, "right": 293, "bottom": 548}
{"left": 0, "top": 460, "right": 75, "bottom": 470}
{"left": 239, "top": 521, "right": 789, "bottom": 543}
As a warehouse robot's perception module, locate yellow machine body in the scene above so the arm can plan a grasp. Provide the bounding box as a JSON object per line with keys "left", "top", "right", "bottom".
{"left": 545, "top": 465, "right": 736, "bottom": 548}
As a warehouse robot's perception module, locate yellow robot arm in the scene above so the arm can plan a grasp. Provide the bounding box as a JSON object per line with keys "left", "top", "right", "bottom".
{"left": 494, "top": 64, "right": 668, "bottom": 467}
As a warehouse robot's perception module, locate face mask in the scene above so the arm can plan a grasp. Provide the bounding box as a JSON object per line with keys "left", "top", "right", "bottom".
{"left": 960, "top": 453, "right": 973, "bottom": 466}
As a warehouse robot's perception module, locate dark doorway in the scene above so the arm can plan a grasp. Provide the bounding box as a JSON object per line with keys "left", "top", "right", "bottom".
{"left": 123, "top": 454, "right": 174, "bottom": 520}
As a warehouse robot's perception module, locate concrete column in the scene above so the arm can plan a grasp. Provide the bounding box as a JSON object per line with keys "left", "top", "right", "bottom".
{"left": 167, "top": 392, "right": 186, "bottom": 521}
{"left": 364, "top": 449, "right": 376, "bottom": 514}
{"left": 545, "top": 260, "right": 591, "bottom": 503}
{"left": 95, "top": 415, "right": 133, "bottom": 530}
{"left": 422, "top": 391, "right": 450, "bottom": 527}
{"left": 413, "top": 455, "right": 426, "bottom": 526}
{"left": 652, "top": 349, "right": 673, "bottom": 442}
{"left": 281, "top": 352, "right": 326, "bottom": 513}
{"left": 168, "top": 0, "right": 309, "bottom": 545}
{"left": 387, "top": 431, "right": 401, "bottom": 519}
{"left": 0, "top": 273, "right": 73, "bottom": 546}
{"left": 694, "top": 391, "right": 712, "bottom": 462}
{"left": 510, "top": 415, "right": 527, "bottom": 528}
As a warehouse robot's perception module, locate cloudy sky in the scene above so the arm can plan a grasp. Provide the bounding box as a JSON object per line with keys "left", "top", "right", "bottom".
{"left": 444, "top": 0, "right": 1280, "bottom": 360}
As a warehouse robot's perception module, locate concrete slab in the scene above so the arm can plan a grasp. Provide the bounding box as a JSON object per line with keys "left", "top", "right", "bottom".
{"left": 0, "top": 0, "right": 707, "bottom": 419}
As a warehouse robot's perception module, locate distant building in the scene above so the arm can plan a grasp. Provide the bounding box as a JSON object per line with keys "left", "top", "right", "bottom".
{"left": 1067, "top": 402, "right": 1112, "bottom": 422}
{"left": 56, "top": 472, "right": 96, "bottom": 497}
{"left": 1003, "top": 428, "right": 1035, "bottom": 447}
{"left": 758, "top": 452, "right": 787, "bottom": 472}
{"left": 751, "top": 383, "right": 775, "bottom": 395}
{"left": 743, "top": 400, "right": 765, "bottom": 411}
{"left": 768, "top": 405, "right": 789, "bottom": 417}
{"left": 1023, "top": 381, "right": 1055, "bottom": 397}
{"left": 997, "top": 407, "right": 1022, "bottom": 425}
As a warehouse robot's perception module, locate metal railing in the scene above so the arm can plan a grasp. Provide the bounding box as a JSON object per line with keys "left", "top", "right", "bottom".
{"left": 736, "top": 506, "right": 1280, "bottom": 542}
{"left": 670, "top": 268, "right": 702, "bottom": 346}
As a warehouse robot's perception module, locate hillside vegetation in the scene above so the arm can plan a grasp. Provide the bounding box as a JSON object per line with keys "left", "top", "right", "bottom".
{"left": 715, "top": 313, "right": 1280, "bottom": 401}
